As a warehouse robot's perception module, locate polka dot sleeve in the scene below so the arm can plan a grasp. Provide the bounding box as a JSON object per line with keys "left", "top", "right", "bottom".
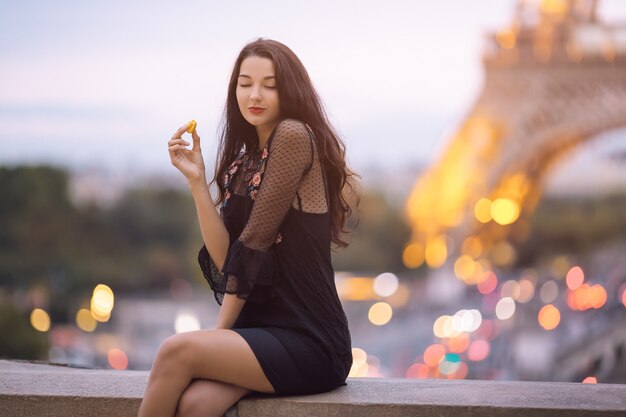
{"left": 211, "top": 119, "right": 314, "bottom": 305}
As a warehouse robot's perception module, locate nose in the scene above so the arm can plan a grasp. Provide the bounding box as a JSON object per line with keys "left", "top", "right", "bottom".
{"left": 250, "top": 86, "right": 261, "bottom": 103}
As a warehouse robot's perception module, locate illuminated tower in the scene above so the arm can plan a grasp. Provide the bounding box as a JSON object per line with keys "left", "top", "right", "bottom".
{"left": 403, "top": 0, "right": 626, "bottom": 280}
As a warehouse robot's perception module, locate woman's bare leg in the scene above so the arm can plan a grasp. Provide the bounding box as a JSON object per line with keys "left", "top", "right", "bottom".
{"left": 174, "top": 379, "right": 251, "bottom": 417}
{"left": 136, "top": 329, "right": 275, "bottom": 417}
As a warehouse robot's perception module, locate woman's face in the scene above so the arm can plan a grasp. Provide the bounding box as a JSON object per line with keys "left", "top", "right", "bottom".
{"left": 236, "top": 55, "right": 281, "bottom": 133}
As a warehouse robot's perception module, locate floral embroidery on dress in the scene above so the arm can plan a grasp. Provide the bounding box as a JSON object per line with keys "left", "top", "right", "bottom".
{"left": 275, "top": 232, "right": 282, "bottom": 244}
{"left": 246, "top": 142, "right": 269, "bottom": 200}
{"left": 222, "top": 142, "right": 270, "bottom": 207}
{"left": 222, "top": 149, "right": 245, "bottom": 209}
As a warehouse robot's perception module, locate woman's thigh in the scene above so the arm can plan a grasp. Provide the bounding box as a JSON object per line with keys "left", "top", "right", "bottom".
{"left": 175, "top": 379, "right": 252, "bottom": 417}
{"left": 156, "top": 329, "right": 276, "bottom": 393}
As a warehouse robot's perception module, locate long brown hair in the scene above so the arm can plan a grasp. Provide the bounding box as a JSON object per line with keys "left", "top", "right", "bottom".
{"left": 210, "top": 38, "right": 360, "bottom": 248}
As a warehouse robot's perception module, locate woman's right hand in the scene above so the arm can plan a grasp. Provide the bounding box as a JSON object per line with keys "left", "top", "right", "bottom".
{"left": 168, "top": 122, "right": 206, "bottom": 183}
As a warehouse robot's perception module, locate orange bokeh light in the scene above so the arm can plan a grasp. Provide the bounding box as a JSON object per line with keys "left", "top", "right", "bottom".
{"left": 591, "top": 285, "right": 607, "bottom": 309}
{"left": 447, "top": 333, "right": 470, "bottom": 354}
{"left": 582, "top": 376, "right": 598, "bottom": 384}
{"left": 538, "top": 304, "right": 561, "bottom": 331}
{"left": 567, "top": 284, "right": 607, "bottom": 311}
{"left": 406, "top": 363, "right": 430, "bottom": 379}
{"left": 108, "top": 348, "right": 129, "bottom": 370}
{"left": 423, "top": 344, "right": 446, "bottom": 367}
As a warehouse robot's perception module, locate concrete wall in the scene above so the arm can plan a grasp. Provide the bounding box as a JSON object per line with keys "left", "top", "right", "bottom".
{"left": 1, "top": 359, "right": 625, "bottom": 417}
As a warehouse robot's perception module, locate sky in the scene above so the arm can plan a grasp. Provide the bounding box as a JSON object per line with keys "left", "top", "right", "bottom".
{"left": 1, "top": 0, "right": 626, "bottom": 179}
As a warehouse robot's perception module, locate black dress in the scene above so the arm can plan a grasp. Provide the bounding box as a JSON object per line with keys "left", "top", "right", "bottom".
{"left": 198, "top": 118, "right": 353, "bottom": 396}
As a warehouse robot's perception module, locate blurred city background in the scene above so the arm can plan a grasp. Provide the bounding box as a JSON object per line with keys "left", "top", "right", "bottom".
{"left": 1, "top": 0, "right": 626, "bottom": 385}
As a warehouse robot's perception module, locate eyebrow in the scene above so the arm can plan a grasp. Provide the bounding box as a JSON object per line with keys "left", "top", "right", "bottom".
{"left": 238, "top": 74, "right": 276, "bottom": 80}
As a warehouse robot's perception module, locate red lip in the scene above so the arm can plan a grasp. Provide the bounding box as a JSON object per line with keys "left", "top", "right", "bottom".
{"left": 248, "top": 107, "right": 265, "bottom": 114}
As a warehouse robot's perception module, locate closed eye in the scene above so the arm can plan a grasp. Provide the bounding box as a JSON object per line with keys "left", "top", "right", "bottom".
{"left": 239, "top": 84, "right": 276, "bottom": 89}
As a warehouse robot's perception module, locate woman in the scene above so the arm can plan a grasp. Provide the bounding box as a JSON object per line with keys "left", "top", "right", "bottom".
{"left": 137, "top": 38, "right": 360, "bottom": 417}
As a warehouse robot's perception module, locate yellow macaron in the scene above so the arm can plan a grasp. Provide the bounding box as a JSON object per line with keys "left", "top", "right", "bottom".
{"left": 187, "top": 120, "right": 197, "bottom": 134}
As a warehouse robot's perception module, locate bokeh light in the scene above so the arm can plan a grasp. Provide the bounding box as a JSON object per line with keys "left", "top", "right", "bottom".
{"left": 454, "top": 255, "right": 476, "bottom": 281}
{"left": 567, "top": 283, "right": 607, "bottom": 311}
{"left": 490, "top": 198, "right": 520, "bottom": 225}
{"left": 91, "top": 284, "right": 114, "bottom": 322}
{"left": 550, "top": 255, "right": 571, "bottom": 278}
{"left": 107, "top": 348, "right": 128, "bottom": 370}
{"left": 461, "top": 236, "right": 483, "bottom": 258}
{"left": 501, "top": 280, "right": 520, "bottom": 299}
{"left": 541, "top": 0, "right": 569, "bottom": 15}
{"left": 438, "top": 353, "right": 461, "bottom": 375}
{"left": 433, "top": 315, "right": 463, "bottom": 338}
{"left": 30, "top": 308, "right": 51, "bottom": 332}
{"left": 434, "top": 315, "right": 451, "bottom": 338}
{"left": 447, "top": 333, "right": 470, "bottom": 353}
{"left": 403, "top": 242, "right": 425, "bottom": 269}
{"left": 538, "top": 304, "right": 561, "bottom": 331}
{"left": 174, "top": 311, "right": 201, "bottom": 333}
{"left": 495, "top": 297, "right": 516, "bottom": 320}
{"left": 368, "top": 302, "right": 393, "bottom": 325}
{"left": 373, "top": 272, "right": 399, "bottom": 297}
{"left": 337, "top": 277, "right": 376, "bottom": 301}
{"left": 491, "top": 240, "right": 516, "bottom": 266}
{"left": 451, "top": 361, "right": 469, "bottom": 379}
{"left": 474, "top": 198, "right": 493, "bottom": 223}
{"left": 566, "top": 266, "right": 584, "bottom": 290}
{"left": 349, "top": 347, "right": 368, "bottom": 377}
{"left": 423, "top": 344, "right": 446, "bottom": 367}
{"left": 406, "top": 363, "right": 430, "bottom": 379}
{"left": 468, "top": 339, "right": 491, "bottom": 361}
{"left": 477, "top": 271, "right": 498, "bottom": 295}
{"left": 540, "top": 280, "right": 559, "bottom": 303}
{"left": 425, "top": 235, "right": 448, "bottom": 268}
{"left": 517, "top": 279, "right": 535, "bottom": 303}
{"left": 452, "top": 309, "right": 482, "bottom": 333}
{"left": 76, "top": 308, "right": 97, "bottom": 332}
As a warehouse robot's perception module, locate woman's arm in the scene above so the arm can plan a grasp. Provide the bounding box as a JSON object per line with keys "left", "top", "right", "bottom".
{"left": 214, "top": 294, "right": 246, "bottom": 329}
{"left": 169, "top": 123, "right": 246, "bottom": 329}
{"left": 188, "top": 179, "right": 229, "bottom": 270}
{"left": 188, "top": 179, "right": 246, "bottom": 330}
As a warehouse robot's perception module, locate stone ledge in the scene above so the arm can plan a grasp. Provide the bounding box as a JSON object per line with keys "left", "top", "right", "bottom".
{"left": 1, "top": 359, "right": 625, "bottom": 417}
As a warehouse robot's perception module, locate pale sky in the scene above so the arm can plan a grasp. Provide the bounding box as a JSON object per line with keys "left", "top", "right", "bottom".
{"left": 1, "top": 0, "right": 625, "bottom": 175}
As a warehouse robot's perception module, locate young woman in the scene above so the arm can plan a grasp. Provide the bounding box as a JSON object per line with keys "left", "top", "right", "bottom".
{"left": 137, "top": 38, "right": 360, "bottom": 417}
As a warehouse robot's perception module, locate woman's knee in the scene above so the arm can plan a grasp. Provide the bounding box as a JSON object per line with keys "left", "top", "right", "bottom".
{"left": 152, "top": 334, "right": 187, "bottom": 374}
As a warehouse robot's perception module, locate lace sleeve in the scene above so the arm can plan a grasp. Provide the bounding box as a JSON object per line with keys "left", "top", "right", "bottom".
{"left": 202, "top": 119, "right": 314, "bottom": 305}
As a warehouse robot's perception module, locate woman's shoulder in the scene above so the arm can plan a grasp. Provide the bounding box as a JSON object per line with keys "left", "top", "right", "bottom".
{"left": 270, "top": 118, "right": 313, "bottom": 149}
{"left": 275, "top": 118, "right": 310, "bottom": 135}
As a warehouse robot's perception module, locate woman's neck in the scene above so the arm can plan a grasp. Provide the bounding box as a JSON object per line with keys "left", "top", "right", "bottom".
{"left": 255, "top": 120, "right": 280, "bottom": 149}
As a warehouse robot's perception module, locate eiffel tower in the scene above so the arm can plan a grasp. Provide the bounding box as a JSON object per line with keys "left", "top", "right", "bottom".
{"left": 403, "top": 0, "right": 626, "bottom": 277}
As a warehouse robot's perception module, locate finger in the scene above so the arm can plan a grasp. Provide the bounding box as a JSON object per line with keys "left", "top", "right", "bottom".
{"left": 171, "top": 123, "right": 190, "bottom": 140}
{"left": 168, "top": 138, "right": 190, "bottom": 146}
{"left": 168, "top": 144, "right": 188, "bottom": 153}
{"left": 191, "top": 129, "right": 201, "bottom": 151}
